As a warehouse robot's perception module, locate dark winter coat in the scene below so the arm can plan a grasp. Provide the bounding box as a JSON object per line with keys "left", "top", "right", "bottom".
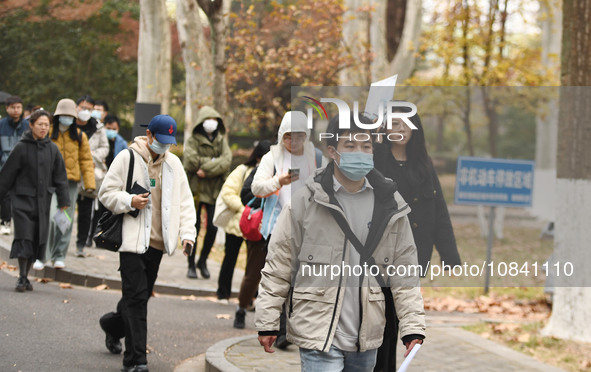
{"left": 374, "top": 143, "right": 461, "bottom": 273}
{"left": 0, "top": 131, "right": 70, "bottom": 242}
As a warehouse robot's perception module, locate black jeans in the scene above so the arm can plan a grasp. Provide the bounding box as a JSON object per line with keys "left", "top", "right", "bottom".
{"left": 188, "top": 202, "right": 217, "bottom": 268}
{"left": 0, "top": 194, "right": 11, "bottom": 223}
{"left": 100, "top": 247, "right": 163, "bottom": 367}
{"left": 216, "top": 233, "right": 244, "bottom": 299}
{"left": 76, "top": 195, "right": 94, "bottom": 247}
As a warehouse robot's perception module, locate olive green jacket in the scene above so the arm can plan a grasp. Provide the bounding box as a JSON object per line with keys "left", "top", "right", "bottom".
{"left": 183, "top": 106, "right": 232, "bottom": 205}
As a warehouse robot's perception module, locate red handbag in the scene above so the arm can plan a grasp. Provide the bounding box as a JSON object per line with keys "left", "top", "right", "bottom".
{"left": 239, "top": 198, "right": 264, "bottom": 241}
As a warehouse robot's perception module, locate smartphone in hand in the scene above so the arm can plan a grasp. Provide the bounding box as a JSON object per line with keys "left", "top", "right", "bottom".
{"left": 183, "top": 242, "right": 194, "bottom": 257}
{"left": 288, "top": 168, "right": 300, "bottom": 178}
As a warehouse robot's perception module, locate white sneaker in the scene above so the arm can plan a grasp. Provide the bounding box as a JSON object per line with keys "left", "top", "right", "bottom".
{"left": 54, "top": 260, "right": 65, "bottom": 269}
{"left": 33, "top": 260, "right": 45, "bottom": 270}
{"left": 0, "top": 224, "right": 10, "bottom": 235}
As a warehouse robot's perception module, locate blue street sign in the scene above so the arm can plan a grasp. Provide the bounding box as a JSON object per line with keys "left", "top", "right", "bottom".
{"left": 454, "top": 157, "right": 535, "bottom": 208}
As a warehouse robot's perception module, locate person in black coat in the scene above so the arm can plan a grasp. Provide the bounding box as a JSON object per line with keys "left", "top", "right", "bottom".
{"left": 374, "top": 108, "right": 460, "bottom": 272}
{"left": 372, "top": 106, "right": 461, "bottom": 372}
{"left": 0, "top": 110, "right": 70, "bottom": 292}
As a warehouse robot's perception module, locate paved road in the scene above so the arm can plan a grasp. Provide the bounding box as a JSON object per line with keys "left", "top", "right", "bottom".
{"left": 0, "top": 270, "right": 250, "bottom": 372}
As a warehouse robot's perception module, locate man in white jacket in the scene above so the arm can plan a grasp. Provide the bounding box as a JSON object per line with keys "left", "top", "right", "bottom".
{"left": 97, "top": 115, "right": 196, "bottom": 372}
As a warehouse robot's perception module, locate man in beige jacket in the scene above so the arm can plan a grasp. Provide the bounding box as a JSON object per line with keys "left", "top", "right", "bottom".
{"left": 256, "top": 113, "right": 426, "bottom": 371}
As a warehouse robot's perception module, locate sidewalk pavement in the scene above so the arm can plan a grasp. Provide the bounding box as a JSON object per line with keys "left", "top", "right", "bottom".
{"left": 0, "top": 226, "right": 243, "bottom": 297}
{"left": 203, "top": 314, "right": 566, "bottom": 372}
{"left": 0, "top": 214, "right": 563, "bottom": 372}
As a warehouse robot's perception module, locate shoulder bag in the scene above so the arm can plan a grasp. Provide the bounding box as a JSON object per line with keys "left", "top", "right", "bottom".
{"left": 93, "top": 149, "right": 135, "bottom": 252}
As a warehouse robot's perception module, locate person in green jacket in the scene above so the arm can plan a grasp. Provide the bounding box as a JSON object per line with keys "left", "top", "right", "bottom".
{"left": 183, "top": 106, "right": 232, "bottom": 279}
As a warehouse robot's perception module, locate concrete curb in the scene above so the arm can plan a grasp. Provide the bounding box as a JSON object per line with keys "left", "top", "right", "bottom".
{"left": 0, "top": 244, "right": 222, "bottom": 297}
{"left": 175, "top": 353, "right": 206, "bottom": 372}
{"left": 205, "top": 335, "right": 258, "bottom": 372}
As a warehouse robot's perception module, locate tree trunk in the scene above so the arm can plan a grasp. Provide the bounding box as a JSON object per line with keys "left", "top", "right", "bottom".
{"left": 370, "top": 0, "right": 422, "bottom": 83}
{"left": 531, "top": 0, "right": 561, "bottom": 220}
{"left": 137, "top": 0, "right": 171, "bottom": 113}
{"left": 176, "top": 0, "right": 213, "bottom": 145}
{"left": 461, "top": 0, "right": 474, "bottom": 156}
{"left": 481, "top": 87, "right": 498, "bottom": 158}
{"left": 197, "top": 0, "right": 230, "bottom": 119}
{"left": 542, "top": 0, "right": 591, "bottom": 343}
{"left": 340, "top": 0, "right": 373, "bottom": 86}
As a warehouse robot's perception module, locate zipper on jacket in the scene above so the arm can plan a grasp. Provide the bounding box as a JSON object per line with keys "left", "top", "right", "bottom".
{"left": 322, "top": 237, "right": 347, "bottom": 351}
{"left": 356, "top": 281, "right": 363, "bottom": 352}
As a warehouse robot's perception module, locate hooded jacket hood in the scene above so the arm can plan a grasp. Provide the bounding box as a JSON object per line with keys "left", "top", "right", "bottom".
{"left": 191, "top": 106, "right": 226, "bottom": 136}
{"left": 21, "top": 129, "right": 51, "bottom": 146}
{"left": 277, "top": 111, "right": 310, "bottom": 144}
{"left": 130, "top": 136, "right": 167, "bottom": 165}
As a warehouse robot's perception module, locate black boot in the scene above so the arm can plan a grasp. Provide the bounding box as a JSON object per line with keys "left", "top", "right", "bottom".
{"left": 15, "top": 276, "right": 26, "bottom": 292}
{"left": 24, "top": 277, "right": 33, "bottom": 291}
{"left": 234, "top": 308, "right": 246, "bottom": 329}
{"left": 197, "top": 260, "right": 210, "bottom": 279}
{"left": 187, "top": 265, "right": 197, "bottom": 279}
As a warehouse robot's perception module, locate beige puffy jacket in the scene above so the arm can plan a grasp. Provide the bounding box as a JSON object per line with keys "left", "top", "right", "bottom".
{"left": 255, "top": 164, "right": 426, "bottom": 352}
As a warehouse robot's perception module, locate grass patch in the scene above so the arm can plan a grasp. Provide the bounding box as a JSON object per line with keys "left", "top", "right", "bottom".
{"left": 463, "top": 321, "right": 591, "bottom": 371}
{"left": 423, "top": 222, "right": 553, "bottom": 288}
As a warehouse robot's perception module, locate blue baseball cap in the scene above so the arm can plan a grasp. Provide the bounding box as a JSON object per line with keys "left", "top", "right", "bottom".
{"left": 142, "top": 114, "right": 177, "bottom": 144}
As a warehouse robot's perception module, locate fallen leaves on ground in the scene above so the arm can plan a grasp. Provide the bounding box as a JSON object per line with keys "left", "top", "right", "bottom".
{"left": 35, "top": 278, "right": 53, "bottom": 283}
{"left": 216, "top": 314, "right": 231, "bottom": 319}
{"left": 59, "top": 283, "right": 72, "bottom": 289}
{"left": 423, "top": 293, "right": 550, "bottom": 321}
{"left": 181, "top": 295, "right": 197, "bottom": 301}
{"left": 94, "top": 284, "right": 109, "bottom": 291}
{"left": 6, "top": 265, "right": 17, "bottom": 271}
{"left": 0, "top": 261, "right": 7, "bottom": 270}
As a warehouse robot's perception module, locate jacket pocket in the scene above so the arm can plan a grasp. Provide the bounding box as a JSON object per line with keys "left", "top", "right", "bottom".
{"left": 15, "top": 186, "right": 36, "bottom": 197}
{"left": 368, "top": 286, "right": 385, "bottom": 301}
{"left": 294, "top": 243, "right": 335, "bottom": 295}
{"left": 373, "top": 241, "right": 395, "bottom": 267}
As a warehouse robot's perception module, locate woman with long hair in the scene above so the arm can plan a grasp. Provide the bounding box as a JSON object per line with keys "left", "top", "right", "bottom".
{"left": 373, "top": 106, "right": 461, "bottom": 372}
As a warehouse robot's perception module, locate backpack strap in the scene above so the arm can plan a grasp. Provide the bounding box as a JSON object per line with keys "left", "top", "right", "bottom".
{"left": 326, "top": 207, "right": 388, "bottom": 288}
{"left": 126, "top": 149, "right": 135, "bottom": 192}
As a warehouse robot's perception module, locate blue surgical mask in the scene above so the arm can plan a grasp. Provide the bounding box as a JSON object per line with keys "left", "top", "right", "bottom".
{"left": 105, "top": 129, "right": 118, "bottom": 140}
{"left": 335, "top": 150, "right": 374, "bottom": 181}
{"left": 58, "top": 116, "right": 74, "bottom": 126}
{"left": 149, "top": 138, "right": 171, "bottom": 154}
{"left": 91, "top": 110, "right": 102, "bottom": 120}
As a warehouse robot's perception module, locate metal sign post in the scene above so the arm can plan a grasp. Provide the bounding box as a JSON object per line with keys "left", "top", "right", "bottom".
{"left": 484, "top": 206, "right": 495, "bottom": 294}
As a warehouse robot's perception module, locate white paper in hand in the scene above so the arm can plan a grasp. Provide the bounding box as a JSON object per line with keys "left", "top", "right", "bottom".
{"left": 397, "top": 343, "right": 421, "bottom": 372}
{"left": 53, "top": 209, "right": 72, "bottom": 235}
{"left": 364, "top": 74, "right": 398, "bottom": 120}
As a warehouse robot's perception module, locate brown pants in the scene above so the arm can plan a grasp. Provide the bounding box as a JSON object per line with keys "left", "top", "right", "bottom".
{"left": 238, "top": 239, "right": 267, "bottom": 308}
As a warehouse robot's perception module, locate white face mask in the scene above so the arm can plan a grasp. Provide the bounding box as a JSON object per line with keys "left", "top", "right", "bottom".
{"left": 78, "top": 109, "right": 91, "bottom": 122}
{"left": 203, "top": 119, "right": 218, "bottom": 134}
